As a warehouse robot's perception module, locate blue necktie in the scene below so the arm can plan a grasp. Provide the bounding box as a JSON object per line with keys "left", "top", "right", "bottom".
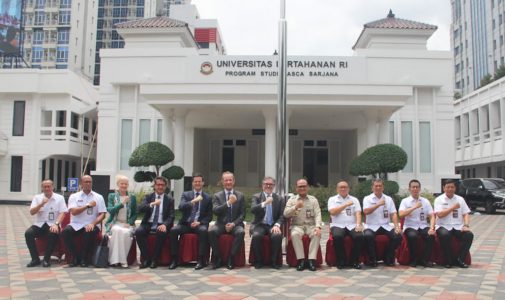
{"left": 227, "top": 191, "right": 232, "bottom": 223}
{"left": 151, "top": 195, "right": 161, "bottom": 230}
{"left": 266, "top": 194, "right": 273, "bottom": 226}
{"left": 188, "top": 192, "right": 199, "bottom": 223}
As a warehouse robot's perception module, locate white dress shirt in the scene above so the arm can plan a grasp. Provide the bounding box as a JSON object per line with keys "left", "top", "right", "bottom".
{"left": 399, "top": 196, "right": 433, "bottom": 231}
{"left": 67, "top": 190, "right": 106, "bottom": 230}
{"left": 363, "top": 193, "right": 397, "bottom": 231}
{"left": 327, "top": 194, "right": 361, "bottom": 230}
{"left": 434, "top": 193, "right": 470, "bottom": 230}
{"left": 30, "top": 193, "right": 68, "bottom": 227}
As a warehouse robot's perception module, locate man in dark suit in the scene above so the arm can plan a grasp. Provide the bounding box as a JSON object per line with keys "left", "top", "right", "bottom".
{"left": 135, "top": 176, "right": 175, "bottom": 269}
{"left": 208, "top": 171, "right": 246, "bottom": 270}
{"left": 250, "top": 176, "right": 285, "bottom": 269}
{"left": 169, "top": 173, "right": 212, "bottom": 270}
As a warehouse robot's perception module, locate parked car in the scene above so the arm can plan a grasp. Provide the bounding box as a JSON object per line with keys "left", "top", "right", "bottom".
{"left": 457, "top": 178, "right": 505, "bottom": 214}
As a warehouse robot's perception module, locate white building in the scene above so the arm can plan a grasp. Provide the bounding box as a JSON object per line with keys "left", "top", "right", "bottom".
{"left": 94, "top": 11, "right": 457, "bottom": 201}
{"left": 0, "top": 69, "right": 98, "bottom": 201}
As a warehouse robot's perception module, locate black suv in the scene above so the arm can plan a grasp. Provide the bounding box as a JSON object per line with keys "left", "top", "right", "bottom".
{"left": 457, "top": 178, "right": 505, "bottom": 214}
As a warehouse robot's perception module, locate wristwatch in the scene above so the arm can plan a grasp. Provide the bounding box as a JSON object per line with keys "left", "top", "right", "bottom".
{"left": 55, "top": 221, "right": 60, "bottom": 227}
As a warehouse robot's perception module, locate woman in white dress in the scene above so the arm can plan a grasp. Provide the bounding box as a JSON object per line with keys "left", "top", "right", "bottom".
{"left": 105, "top": 175, "right": 137, "bottom": 268}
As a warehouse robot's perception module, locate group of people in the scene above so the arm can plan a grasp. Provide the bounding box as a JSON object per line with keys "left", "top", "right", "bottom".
{"left": 24, "top": 172, "right": 474, "bottom": 271}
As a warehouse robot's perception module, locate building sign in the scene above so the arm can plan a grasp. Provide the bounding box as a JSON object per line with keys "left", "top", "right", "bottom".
{"left": 0, "top": 0, "right": 22, "bottom": 55}
{"left": 67, "top": 178, "right": 79, "bottom": 192}
{"left": 194, "top": 56, "right": 365, "bottom": 83}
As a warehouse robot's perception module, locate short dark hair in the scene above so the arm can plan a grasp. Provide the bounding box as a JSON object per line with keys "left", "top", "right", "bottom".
{"left": 371, "top": 178, "right": 384, "bottom": 185}
{"left": 192, "top": 173, "right": 204, "bottom": 181}
{"left": 154, "top": 176, "right": 168, "bottom": 186}
{"left": 409, "top": 179, "right": 421, "bottom": 188}
{"left": 443, "top": 179, "right": 458, "bottom": 187}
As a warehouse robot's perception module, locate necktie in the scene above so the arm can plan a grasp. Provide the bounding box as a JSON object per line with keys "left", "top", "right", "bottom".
{"left": 227, "top": 191, "right": 232, "bottom": 223}
{"left": 266, "top": 194, "right": 273, "bottom": 226}
{"left": 151, "top": 195, "right": 161, "bottom": 230}
{"left": 189, "top": 192, "right": 200, "bottom": 223}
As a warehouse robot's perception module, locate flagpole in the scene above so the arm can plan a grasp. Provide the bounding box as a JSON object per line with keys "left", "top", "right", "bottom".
{"left": 276, "top": 0, "right": 288, "bottom": 197}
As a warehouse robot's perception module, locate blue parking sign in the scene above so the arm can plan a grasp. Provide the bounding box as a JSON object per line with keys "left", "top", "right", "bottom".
{"left": 67, "top": 178, "right": 79, "bottom": 192}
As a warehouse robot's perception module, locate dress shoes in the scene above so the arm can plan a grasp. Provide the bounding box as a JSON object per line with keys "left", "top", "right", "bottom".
{"left": 226, "top": 256, "right": 234, "bottom": 270}
{"left": 367, "top": 260, "right": 378, "bottom": 268}
{"left": 26, "top": 260, "right": 41, "bottom": 267}
{"left": 443, "top": 263, "right": 452, "bottom": 268}
{"left": 254, "top": 261, "right": 263, "bottom": 269}
{"left": 296, "top": 259, "right": 305, "bottom": 271}
{"left": 68, "top": 259, "right": 79, "bottom": 268}
{"left": 80, "top": 261, "right": 89, "bottom": 268}
{"left": 420, "top": 260, "right": 435, "bottom": 268}
{"left": 149, "top": 261, "right": 158, "bottom": 269}
{"left": 352, "top": 263, "right": 362, "bottom": 269}
{"left": 209, "top": 258, "right": 222, "bottom": 270}
{"left": 409, "top": 261, "right": 417, "bottom": 268}
{"left": 336, "top": 264, "right": 344, "bottom": 270}
{"left": 307, "top": 259, "right": 317, "bottom": 271}
{"left": 139, "top": 260, "right": 150, "bottom": 269}
{"left": 271, "top": 262, "right": 282, "bottom": 270}
{"left": 195, "top": 257, "right": 205, "bottom": 270}
{"left": 456, "top": 259, "right": 469, "bottom": 268}
{"left": 168, "top": 260, "right": 178, "bottom": 270}
{"left": 42, "top": 260, "right": 51, "bottom": 268}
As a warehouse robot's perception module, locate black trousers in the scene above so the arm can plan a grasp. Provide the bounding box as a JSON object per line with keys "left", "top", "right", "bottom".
{"left": 404, "top": 227, "right": 435, "bottom": 263}
{"left": 208, "top": 224, "right": 245, "bottom": 258}
{"left": 331, "top": 227, "right": 364, "bottom": 265}
{"left": 169, "top": 224, "right": 209, "bottom": 257}
{"left": 364, "top": 227, "right": 401, "bottom": 262}
{"left": 436, "top": 227, "right": 473, "bottom": 264}
{"left": 61, "top": 225, "right": 99, "bottom": 263}
{"left": 25, "top": 224, "right": 59, "bottom": 262}
{"left": 135, "top": 224, "right": 169, "bottom": 262}
{"left": 250, "top": 224, "right": 283, "bottom": 263}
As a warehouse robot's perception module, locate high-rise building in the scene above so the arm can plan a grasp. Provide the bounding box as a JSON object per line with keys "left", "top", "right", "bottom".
{"left": 451, "top": 0, "right": 505, "bottom": 97}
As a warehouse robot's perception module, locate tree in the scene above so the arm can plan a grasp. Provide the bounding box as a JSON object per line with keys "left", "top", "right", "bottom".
{"left": 349, "top": 143, "right": 407, "bottom": 200}
{"left": 480, "top": 73, "right": 493, "bottom": 87}
{"left": 495, "top": 64, "right": 505, "bottom": 80}
{"left": 128, "top": 141, "right": 184, "bottom": 182}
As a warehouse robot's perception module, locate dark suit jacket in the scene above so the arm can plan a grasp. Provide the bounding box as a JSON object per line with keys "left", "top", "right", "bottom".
{"left": 178, "top": 190, "right": 212, "bottom": 226}
{"left": 212, "top": 190, "right": 245, "bottom": 227}
{"left": 250, "top": 192, "right": 285, "bottom": 231}
{"left": 139, "top": 192, "right": 175, "bottom": 228}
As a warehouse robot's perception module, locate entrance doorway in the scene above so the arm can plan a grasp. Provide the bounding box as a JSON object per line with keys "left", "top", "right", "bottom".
{"left": 303, "top": 141, "right": 328, "bottom": 187}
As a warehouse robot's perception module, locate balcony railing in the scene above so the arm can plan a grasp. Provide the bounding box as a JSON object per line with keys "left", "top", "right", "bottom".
{"left": 39, "top": 127, "right": 96, "bottom": 146}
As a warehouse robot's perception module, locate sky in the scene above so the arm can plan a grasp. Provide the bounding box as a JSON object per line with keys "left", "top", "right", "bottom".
{"left": 190, "top": 0, "right": 452, "bottom": 56}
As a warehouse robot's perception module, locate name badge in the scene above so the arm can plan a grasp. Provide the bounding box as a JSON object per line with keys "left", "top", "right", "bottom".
{"left": 420, "top": 212, "right": 425, "bottom": 221}
{"left": 48, "top": 212, "right": 55, "bottom": 221}
{"left": 452, "top": 210, "right": 458, "bottom": 218}
{"left": 345, "top": 207, "right": 352, "bottom": 216}
{"left": 383, "top": 208, "right": 389, "bottom": 218}
{"left": 306, "top": 209, "right": 313, "bottom": 219}
{"left": 87, "top": 207, "right": 94, "bottom": 215}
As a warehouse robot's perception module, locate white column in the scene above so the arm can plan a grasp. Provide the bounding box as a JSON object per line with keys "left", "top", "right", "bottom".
{"left": 163, "top": 110, "right": 173, "bottom": 149}
{"left": 172, "top": 108, "right": 187, "bottom": 203}
{"left": 184, "top": 127, "right": 194, "bottom": 176}
{"left": 365, "top": 111, "right": 378, "bottom": 147}
{"left": 378, "top": 114, "right": 390, "bottom": 144}
{"left": 263, "top": 109, "right": 276, "bottom": 179}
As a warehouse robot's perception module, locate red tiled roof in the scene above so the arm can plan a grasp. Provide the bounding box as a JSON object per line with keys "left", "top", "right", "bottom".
{"left": 365, "top": 10, "right": 437, "bottom": 30}
{"left": 115, "top": 16, "right": 187, "bottom": 29}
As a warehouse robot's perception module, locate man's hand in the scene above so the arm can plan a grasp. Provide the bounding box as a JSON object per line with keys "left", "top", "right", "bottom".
{"left": 452, "top": 202, "right": 461, "bottom": 210}
{"left": 271, "top": 225, "right": 281, "bottom": 235}
{"left": 42, "top": 197, "right": 49, "bottom": 205}
{"left": 461, "top": 225, "right": 471, "bottom": 232}
{"left": 428, "top": 228, "right": 436, "bottom": 236}
{"left": 49, "top": 224, "right": 59, "bottom": 234}
{"left": 190, "top": 221, "right": 201, "bottom": 228}
{"left": 295, "top": 199, "right": 304, "bottom": 209}
{"left": 228, "top": 194, "right": 237, "bottom": 205}
{"left": 313, "top": 227, "right": 321, "bottom": 237}
{"left": 88, "top": 200, "right": 97, "bottom": 208}
{"left": 394, "top": 225, "right": 401, "bottom": 234}
{"left": 85, "top": 224, "right": 95, "bottom": 232}
{"left": 415, "top": 202, "right": 422, "bottom": 209}
{"left": 377, "top": 198, "right": 385, "bottom": 206}
{"left": 225, "top": 222, "right": 235, "bottom": 232}
{"left": 264, "top": 196, "right": 273, "bottom": 205}
{"left": 355, "top": 224, "right": 363, "bottom": 233}
{"left": 346, "top": 200, "right": 354, "bottom": 207}
{"left": 191, "top": 195, "right": 203, "bottom": 204}
{"left": 151, "top": 199, "right": 161, "bottom": 207}
{"left": 157, "top": 224, "right": 167, "bottom": 233}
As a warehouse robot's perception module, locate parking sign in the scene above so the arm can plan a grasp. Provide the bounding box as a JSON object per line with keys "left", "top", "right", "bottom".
{"left": 67, "top": 178, "right": 79, "bottom": 192}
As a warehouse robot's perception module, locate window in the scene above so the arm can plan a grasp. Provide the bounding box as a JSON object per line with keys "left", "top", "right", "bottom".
{"left": 389, "top": 121, "right": 394, "bottom": 143}
{"left": 136, "top": 8, "right": 144, "bottom": 17}
{"left": 34, "top": 12, "right": 45, "bottom": 25}
{"left": 35, "top": 0, "right": 46, "bottom": 9}
{"left": 60, "top": 0, "right": 71, "bottom": 9}
{"left": 10, "top": 156, "right": 23, "bottom": 192}
{"left": 33, "top": 30, "right": 43, "bottom": 44}
{"left": 70, "top": 112, "right": 79, "bottom": 130}
{"left": 56, "top": 46, "right": 68, "bottom": 62}
{"left": 120, "top": 119, "right": 132, "bottom": 170}
{"left": 419, "top": 122, "right": 431, "bottom": 173}
{"left": 12, "top": 101, "right": 25, "bottom": 136}
{"left": 59, "top": 11, "right": 71, "bottom": 25}
{"left": 139, "top": 119, "right": 150, "bottom": 145}
{"left": 401, "top": 121, "right": 413, "bottom": 172}
{"left": 156, "top": 119, "right": 162, "bottom": 142}
{"left": 57, "top": 29, "right": 69, "bottom": 44}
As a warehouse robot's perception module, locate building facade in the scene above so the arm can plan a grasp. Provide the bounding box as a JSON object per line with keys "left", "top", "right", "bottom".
{"left": 94, "top": 12, "right": 457, "bottom": 203}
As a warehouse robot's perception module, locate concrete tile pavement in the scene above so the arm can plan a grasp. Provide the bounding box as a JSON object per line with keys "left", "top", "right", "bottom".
{"left": 1, "top": 204, "right": 505, "bottom": 299}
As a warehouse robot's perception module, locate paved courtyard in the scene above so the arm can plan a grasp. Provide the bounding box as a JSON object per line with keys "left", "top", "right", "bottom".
{"left": 1, "top": 204, "right": 505, "bottom": 299}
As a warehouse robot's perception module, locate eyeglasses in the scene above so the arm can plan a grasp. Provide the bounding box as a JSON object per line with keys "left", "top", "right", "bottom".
{"left": 296, "top": 185, "right": 307, "bottom": 188}
{"left": 263, "top": 183, "right": 275, "bottom": 187}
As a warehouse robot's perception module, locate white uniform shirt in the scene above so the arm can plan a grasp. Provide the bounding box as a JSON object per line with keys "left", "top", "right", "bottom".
{"left": 148, "top": 194, "right": 165, "bottom": 224}
{"left": 30, "top": 193, "right": 68, "bottom": 227}
{"left": 399, "top": 196, "right": 433, "bottom": 231}
{"left": 363, "top": 193, "right": 397, "bottom": 231}
{"left": 67, "top": 190, "right": 106, "bottom": 230}
{"left": 328, "top": 194, "right": 361, "bottom": 230}
{"left": 434, "top": 193, "right": 470, "bottom": 230}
